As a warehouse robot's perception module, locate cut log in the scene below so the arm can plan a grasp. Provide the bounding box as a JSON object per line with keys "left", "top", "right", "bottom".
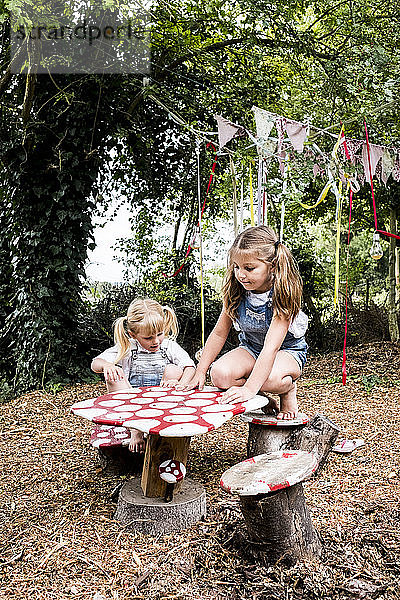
{"left": 115, "top": 476, "right": 206, "bottom": 535}
{"left": 96, "top": 446, "right": 143, "bottom": 475}
{"left": 141, "top": 434, "right": 191, "bottom": 497}
{"left": 239, "top": 483, "right": 322, "bottom": 565}
{"left": 244, "top": 412, "right": 310, "bottom": 457}
{"left": 220, "top": 450, "right": 322, "bottom": 565}
{"left": 246, "top": 412, "right": 340, "bottom": 474}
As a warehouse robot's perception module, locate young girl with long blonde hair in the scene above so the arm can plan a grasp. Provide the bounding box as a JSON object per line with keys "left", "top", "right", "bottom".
{"left": 91, "top": 298, "right": 195, "bottom": 451}
{"left": 180, "top": 226, "right": 308, "bottom": 419}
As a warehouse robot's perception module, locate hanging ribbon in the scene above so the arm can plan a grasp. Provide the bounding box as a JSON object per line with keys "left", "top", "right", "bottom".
{"left": 163, "top": 142, "right": 218, "bottom": 277}
{"left": 334, "top": 180, "right": 343, "bottom": 308}
{"left": 364, "top": 119, "right": 400, "bottom": 241}
{"left": 279, "top": 153, "right": 290, "bottom": 240}
{"left": 229, "top": 155, "right": 239, "bottom": 237}
{"left": 332, "top": 125, "right": 345, "bottom": 159}
{"left": 297, "top": 179, "right": 333, "bottom": 210}
{"left": 262, "top": 159, "right": 268, "bottom": 225}
{"left": 197, "top": 143, "right": 205, "bottom": 348}
{"left": 257, "top": 157, "right": 263, "bottom": 225}
{"left": 249, "top": 160, "right": 255, "bottom": 226}
{"left": 240, "top": 177, "right": 244, "bottom": 232}
{"left": 342, "top": 189, "right": 353, "bottom": 385}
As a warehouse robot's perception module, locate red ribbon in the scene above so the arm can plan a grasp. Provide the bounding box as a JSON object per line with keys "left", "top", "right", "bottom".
{"left": 163, "top": 142, "right": 218, "bottom": 278}
{"left": 341, "top": 127, "right": 351, "bottom": 161}
{"left": 364, "top": 119, "right": 400, "bottom": 241}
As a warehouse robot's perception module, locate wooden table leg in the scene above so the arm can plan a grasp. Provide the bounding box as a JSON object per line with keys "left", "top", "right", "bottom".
{"left": 141, "top": 434, "right": 191, "bottom": 498}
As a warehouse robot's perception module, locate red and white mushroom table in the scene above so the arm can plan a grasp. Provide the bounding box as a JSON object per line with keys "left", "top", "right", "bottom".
{"left": 71, "top": 386, "right": 269, "bottom": 534}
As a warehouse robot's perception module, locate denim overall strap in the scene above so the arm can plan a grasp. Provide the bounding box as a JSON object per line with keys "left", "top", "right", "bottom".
{"left": 128, "top": 346, "right": 169, "bottom": 387}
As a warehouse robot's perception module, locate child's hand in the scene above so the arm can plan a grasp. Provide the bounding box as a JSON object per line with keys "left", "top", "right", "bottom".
{"left": 160, "top": 378, "right": 180, "bottom": 388}
{"left": 103, "top": 363, "right": 124, "bottom": 383}
{"left": 176, "top": 371, "right": 206, "bottom": 391}
{"left": 221, "top": 385, "right": 255, "bottom": 404}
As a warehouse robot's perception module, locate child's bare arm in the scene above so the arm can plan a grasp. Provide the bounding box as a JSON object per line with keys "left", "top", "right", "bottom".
{"left": 91, "top": 357, "right": 124, "bottom": 382}
{"left": 177, "top": 366, "right": 196, "bottom": 386}
{"left": 222, "top": 315, "right": 290, "bottom": 403}
{"left": 179, "top": 310, "right": 232, "bottom": 390}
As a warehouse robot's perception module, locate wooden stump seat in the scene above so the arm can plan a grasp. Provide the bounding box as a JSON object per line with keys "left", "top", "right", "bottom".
{"left": 241, "top": 410, "right": 310, "bottom": 456}
{"left": 220, "top": 450, "right": 318, "bottom": 495}
{"left": 220, "top": 450, "right": 321, "bottom": 565}
{"left": 90, "top": 424, "right": 142, "bottom": 475}
{"left": 90, "top": 424, "right": 130, "bottom": 448}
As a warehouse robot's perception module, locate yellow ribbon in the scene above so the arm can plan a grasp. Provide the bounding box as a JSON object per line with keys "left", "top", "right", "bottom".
{"left": 249, "top": 160, "right": 255, "bottom": 226}
{"left": 332, "top": 125, "right": 344, "bottom": 159}
{"left": 333, "top": 180, "right": 352, "bottom": 308}
{"left": 297, "top": 179, "right": 333, "bottom": 210}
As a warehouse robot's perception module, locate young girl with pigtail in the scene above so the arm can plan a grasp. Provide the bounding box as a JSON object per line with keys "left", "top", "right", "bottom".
{"left": 180, "top": 226, "right": 308, "bottom": 419}
{"left": 91, "top": 298, "right": 195, "bottom": 452}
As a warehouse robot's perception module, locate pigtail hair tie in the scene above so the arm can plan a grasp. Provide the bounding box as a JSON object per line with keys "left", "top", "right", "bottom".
{"left": 274, "top": 240, "right": 281, "bottom": 251}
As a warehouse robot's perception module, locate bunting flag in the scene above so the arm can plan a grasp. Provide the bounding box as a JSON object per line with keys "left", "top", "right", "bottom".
{"left": 382, "top": 149, "right": 395, "bottom": 184}
{"left": 286, "top": 119, "right": 308, "bottom": 152}
{"left": 364, "top": 119, "right": 400, "bottom": 242}
{"left": 214, "top": 114, "right": 247, "bottom": 148}
{"left": 216, "top": 107, "right": 400, "bottom": 190}
{"left": 362, "top": 142, "right": 384, "bottom": 181}
{"left": 252, "top": 106, "right": 275, "bottom": 141}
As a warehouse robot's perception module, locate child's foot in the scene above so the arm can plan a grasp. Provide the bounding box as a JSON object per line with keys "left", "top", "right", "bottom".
{"left": 259, "top": 393, "right": 280, "bottom": 415}
{"left": 277, "top": 382, "right": 298, "bottom": 420}
{"left": 129, "top": 429, "right": 146, "bottom": 453}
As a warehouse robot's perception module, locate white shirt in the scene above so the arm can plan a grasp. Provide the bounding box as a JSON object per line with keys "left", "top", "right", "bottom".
{"left": 95, "top": 338, "right": 195, "bottom": 381}
{"left": 247, "top": 291, "right": 308, "bottom": 338}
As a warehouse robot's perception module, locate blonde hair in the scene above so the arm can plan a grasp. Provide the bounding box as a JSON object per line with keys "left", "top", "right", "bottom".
{"left": 113, "top": 298, "right": 178, "bottom": 364}
{"left": 222, "top": 226, "right": 303, "bottom": 321}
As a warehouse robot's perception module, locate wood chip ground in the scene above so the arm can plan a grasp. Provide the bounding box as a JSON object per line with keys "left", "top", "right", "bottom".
{"left": 1, "top": 341, "right": 399, "bottom": 600}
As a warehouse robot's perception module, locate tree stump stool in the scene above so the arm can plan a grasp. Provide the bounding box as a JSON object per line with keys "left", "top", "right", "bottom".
{"left": 220, "top": 450, "right": 322, "bottom": 565}
{"left": 241, "top": 411, "right": 310, "bottom": 456}
{"left": 241, "top": 411, "right": 340, "bottom": 472}
{"left": 90, "top": 425, "right": 143, "bottom": 475}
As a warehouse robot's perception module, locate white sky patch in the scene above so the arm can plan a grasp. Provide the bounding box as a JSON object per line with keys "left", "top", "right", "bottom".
{"left": 85, "top": 195, "right": 245, "bottom": 284}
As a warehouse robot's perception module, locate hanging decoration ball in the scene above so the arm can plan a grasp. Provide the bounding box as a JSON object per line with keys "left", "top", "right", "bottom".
{"left": 370, "top": 232, "right": 383, "bottom": 260}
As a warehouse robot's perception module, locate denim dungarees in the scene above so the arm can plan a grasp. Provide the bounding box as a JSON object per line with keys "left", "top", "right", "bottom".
{"left": 128, "top": 347, "right": 169, "bottom": 387}
{"left": 235, "top": 292, "right": 308, "bottom": 370}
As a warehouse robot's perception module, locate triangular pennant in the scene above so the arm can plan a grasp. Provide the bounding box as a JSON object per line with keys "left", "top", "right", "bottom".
{"left": 362, "top": 142, "right": 384, "bottom": 180}
{"left": 214, "top": 114, "right": 247, "bottom": 148}
{"left": 381, "top": 149, "right": 395, "bottom": 184}
{"left": 286, "top": 119, "right": 307, "bottom": 152}
{"left": 252, "top": 106, "right": 275, "bottom": 140}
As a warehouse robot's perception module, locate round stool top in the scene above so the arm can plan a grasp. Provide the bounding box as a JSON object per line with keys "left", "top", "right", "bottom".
{"left": 240, "top": 409, "right": 310, "bottom": 427}
{"left": 90, "top": 424, "right": 130, "bottom": 448}
{"left": 220, "top": 450, "right": 318, "bottom": 496}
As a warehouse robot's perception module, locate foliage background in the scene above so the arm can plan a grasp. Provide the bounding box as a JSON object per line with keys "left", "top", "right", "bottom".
{"left": 0, "top": 0, "right": 399, "bottom": 396}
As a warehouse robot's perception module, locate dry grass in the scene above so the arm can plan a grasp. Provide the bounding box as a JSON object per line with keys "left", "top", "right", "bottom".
{"left": 1, "top": 341, "right": 399, "bottom": 600}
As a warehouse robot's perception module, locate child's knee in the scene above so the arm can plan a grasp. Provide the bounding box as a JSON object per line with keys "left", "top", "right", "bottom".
{"left": 106, "top": 376, "right": 130, "bottom": 393}
{"left": 163, "top": 364, "right": 183, "bottom": 381}
{"left": 210, "top": 363, "right": 232, "bottom": 388}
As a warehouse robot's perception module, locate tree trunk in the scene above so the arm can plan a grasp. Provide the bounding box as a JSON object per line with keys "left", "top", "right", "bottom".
{"left": 115, "top": 477, "right": 206, "bottom": 535}
{"left": 388, "top": 207, "right": 400, "bottom": 342}
{"left": 247, "top": 413, "right": 340, "bottom": 475}
{"left": 239, "top": 483, "right": 322, "bottom": 565}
